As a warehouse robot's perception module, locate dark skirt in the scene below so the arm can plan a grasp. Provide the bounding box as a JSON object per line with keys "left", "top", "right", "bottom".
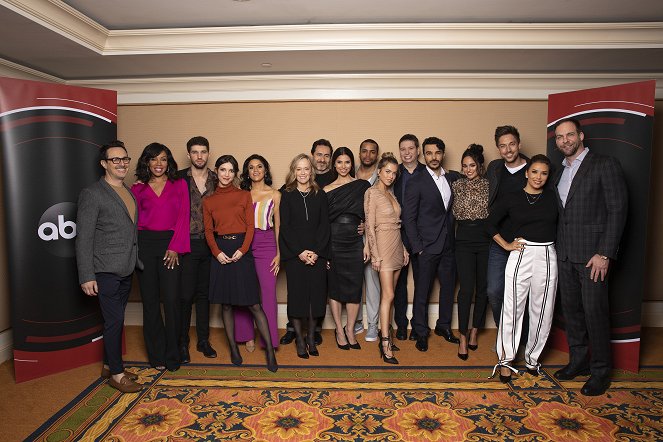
{"left": 209, "top": 233, "right": 260, "bottom": 306}
{"left": 285, "top": 258, "right": 328, "bottom": 319}
{"left": 328, "top": 221, "right": 364, "bottom": 303}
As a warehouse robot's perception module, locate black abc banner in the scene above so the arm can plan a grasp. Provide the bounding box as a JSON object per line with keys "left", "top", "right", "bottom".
{"left": 0, "top": 77, "right": 116, "bottom": 381}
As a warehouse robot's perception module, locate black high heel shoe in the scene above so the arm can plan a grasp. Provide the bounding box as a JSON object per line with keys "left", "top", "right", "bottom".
{"left": 266, "top": 350, "right": 278, "bottom": 372}
{"left": 379, "top": 336, "right": 399, "bottom": 364}
{"left": 344, "top": 326, "right": 361, "bottom": 350}
{"left": 307, "top": 339, "right": 319, "bottom": 357}
{"left": 230, "top": 347, "right": 243, "bottom": 366}
{"left": 468, "top": 328, "right": 479, "bottom": 351}
{"left": 296, "top": 338, "right": 309, "bottom": 359}
{"left": 335, "top": 329, "right": 350, "bottom": 350}
{"left": 388, "top": 327, "right": 400, "bottom": 351}
{"left": 458, "top": 332, "right": 469, "bottom": 361}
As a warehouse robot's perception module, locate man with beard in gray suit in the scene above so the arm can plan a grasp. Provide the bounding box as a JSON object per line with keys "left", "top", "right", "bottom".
{"left": 76, "top": 140, "right": 142, "bottom": 393}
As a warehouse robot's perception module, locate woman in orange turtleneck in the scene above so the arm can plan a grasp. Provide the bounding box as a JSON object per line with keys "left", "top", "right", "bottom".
{"left": 203, "top": 154, "right": 277, "bottom": 373}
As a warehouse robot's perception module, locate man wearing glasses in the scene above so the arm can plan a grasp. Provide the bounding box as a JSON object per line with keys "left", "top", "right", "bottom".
{"left": 76, "top": 140, "right": 142, "bottom": 393}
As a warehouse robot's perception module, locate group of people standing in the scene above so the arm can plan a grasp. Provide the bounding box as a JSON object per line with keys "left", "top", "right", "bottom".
{"left": 76, "top": 117, "right": 628, "bottom": 398}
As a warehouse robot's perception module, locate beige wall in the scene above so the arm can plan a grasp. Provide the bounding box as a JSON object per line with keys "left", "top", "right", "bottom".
{"left": 0, "top": 99, "right": 661, "bottom": 333}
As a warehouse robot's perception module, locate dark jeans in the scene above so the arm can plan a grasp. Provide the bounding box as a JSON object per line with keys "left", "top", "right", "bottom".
{"left": 486, "top": 242, "right": 509, "bottom": 325}
{"left": 180, "top": 238, "right": 211, "bottom": 345}
{"left": 97, "top": 272, "right": 132, "bottom": 375}
{"left": 394, "top": 252, "right": 419, "bottom": 331}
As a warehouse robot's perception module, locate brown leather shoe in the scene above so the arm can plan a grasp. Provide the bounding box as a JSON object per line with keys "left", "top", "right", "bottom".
{"left": 101, "top": 367, "right": 138, "bottom": 381}
{"left": 108, "top": 375, "right": 142, "bottom": 393}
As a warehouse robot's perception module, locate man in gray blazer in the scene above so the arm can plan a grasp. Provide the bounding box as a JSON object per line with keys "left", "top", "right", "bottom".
{"left": 552, "top": 118, "right": 628, "bottom": 396}
{"left": 76, "top": 140, "right": 142, "bottom": 393}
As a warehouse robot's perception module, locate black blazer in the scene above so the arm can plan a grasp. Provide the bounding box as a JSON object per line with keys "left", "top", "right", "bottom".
{"left": 553, "top": 150, "right": 628, "bottom": 263}
{"left": 402, "top": 168, "right": 461, "bottom": 255}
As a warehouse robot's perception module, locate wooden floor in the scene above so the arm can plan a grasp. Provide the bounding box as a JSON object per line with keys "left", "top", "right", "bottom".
{"left": 1, "top": 326, "right": 661, "bottom": 441}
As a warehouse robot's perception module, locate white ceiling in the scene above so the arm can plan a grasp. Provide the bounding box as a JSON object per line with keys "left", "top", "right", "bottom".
{"left": 0, "top": 0, "right": 661, "bottom": 102}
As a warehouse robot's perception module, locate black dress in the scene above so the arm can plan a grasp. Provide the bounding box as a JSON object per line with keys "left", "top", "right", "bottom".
{"left": 279, "top": 188, "right": 330, "bottom": 319}
{"left": 326, "top": 179, "right": 371, "bottom": 303}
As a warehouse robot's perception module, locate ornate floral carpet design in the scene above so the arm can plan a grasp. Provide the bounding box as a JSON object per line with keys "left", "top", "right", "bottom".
{"left": 29, "top": 363, "right": 663, "bottom": 441}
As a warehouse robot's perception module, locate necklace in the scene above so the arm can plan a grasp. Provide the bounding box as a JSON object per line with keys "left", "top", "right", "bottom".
{"left": 298, "top": 188, "right": 310, "bottom": 220}
{"left": 525, "top": 191, "right": 542, "bottom": 205}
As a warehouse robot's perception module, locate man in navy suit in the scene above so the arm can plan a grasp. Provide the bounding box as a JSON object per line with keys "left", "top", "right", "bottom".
{"left": 552, "top": 118, "right": 628, "bottom": 396}
{"left": 403, "top": 136, "right": 461, "bottom": 351}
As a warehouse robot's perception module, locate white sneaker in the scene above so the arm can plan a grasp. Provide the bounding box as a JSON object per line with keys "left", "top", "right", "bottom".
{"left": 354, "top": 322, "right": 365, "bottom": 335}
{"left": 365, "top": 324, "right": 379, "bottom": 342}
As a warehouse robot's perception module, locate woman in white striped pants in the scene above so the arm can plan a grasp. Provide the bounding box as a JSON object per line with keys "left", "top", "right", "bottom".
{"left": 486, "top": 155, "right": 559, "bottom": 382}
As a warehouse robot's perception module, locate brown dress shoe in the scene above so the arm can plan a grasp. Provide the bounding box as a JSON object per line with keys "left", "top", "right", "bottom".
{"left": 101, "top": 367, "right": 138, "bottom": 381}
{"left": 108, "top": 375, "right": 142, "bottom": 393}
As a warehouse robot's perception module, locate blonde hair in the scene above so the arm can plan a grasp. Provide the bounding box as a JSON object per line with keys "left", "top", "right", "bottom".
{"left": 283, "top": 153, "right": 320, "bottom": 193}
{"left": 377, "top": 152, "right": 399, "bottom": 172}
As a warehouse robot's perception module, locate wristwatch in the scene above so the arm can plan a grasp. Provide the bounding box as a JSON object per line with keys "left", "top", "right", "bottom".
{"left": 599, "top": 255, "right": 608, "bottom": 260}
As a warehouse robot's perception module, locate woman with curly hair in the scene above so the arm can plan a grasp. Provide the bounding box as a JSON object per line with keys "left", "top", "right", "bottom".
{"left": 233, "top": 154, "right": 281, "bottom": 352}
{"left": 132, "top": 142, "right": 190, "bottom": 371}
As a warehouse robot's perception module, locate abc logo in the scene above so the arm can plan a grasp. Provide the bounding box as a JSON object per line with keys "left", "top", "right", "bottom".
{"left": 37, "top": 202, "right": 78, "bottom": 257}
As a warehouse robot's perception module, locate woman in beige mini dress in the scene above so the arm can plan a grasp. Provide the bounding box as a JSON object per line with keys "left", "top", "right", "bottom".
{"left": 364, "top": 153, "right": 410, "bottom": 364}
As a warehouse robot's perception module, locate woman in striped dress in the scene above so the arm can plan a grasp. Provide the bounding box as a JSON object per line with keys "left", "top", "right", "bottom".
{"left": 234, "top": 155, "right": 281, "bottom": 351}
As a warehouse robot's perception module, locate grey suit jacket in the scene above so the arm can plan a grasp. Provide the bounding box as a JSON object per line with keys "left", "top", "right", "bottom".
{"left": 75, "top": 177, "right": 140, "bottom": 283}
{"left": 554, "top": 151, "right": 628, "bottom": 263}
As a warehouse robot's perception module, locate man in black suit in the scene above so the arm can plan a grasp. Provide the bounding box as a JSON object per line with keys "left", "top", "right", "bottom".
{"left": 552, "top": 118, "right": 628, "bottom": 396}
{"left": 177, "top": 136, "right": 218, "bottom": 362}
{"left": 393, "top": 134, "right": 426, "bottom": 341}
{"left": 403, "top": 136, "right": 461, "bottom": 351}
{"left": 76, "top": 140, "right": 142, "bottom": 393}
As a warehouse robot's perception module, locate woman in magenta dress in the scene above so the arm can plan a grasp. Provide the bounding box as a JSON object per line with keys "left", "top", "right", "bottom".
{"left": 234, "top": 154, "right": 281, "bottom": 351}
{"left": 132, "top": 143, "right": 190, "bottom": 371}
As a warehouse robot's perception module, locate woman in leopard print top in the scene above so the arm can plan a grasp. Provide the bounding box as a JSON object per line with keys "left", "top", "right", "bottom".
{"left": 451, "top": 144, "right": 490, "bottom": 360}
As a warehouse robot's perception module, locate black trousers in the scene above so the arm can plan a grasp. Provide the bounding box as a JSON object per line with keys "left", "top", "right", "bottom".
{"left": 394, "top": 253, "right": 419, "bottom": 331}
{"left": 455, "top": 222, "right": 489, "bottom": 334}
{"left": 412, "top": 243, "right": 456, "bottom": 337}
{"left": 137, "top": 230, "right": 181, "bottom": 370}
{"left": 180, "top": 237, "right": 211, "bottom": 345}
{"left": 558, "top": 259, "right": 612, "bottom": 378}
{"left": 96, "top": 272, "right": 132, "bottom": 375}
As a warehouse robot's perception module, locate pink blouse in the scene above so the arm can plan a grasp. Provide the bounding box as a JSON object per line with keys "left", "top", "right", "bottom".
{"left": 131, "top": 178, "right": 191, "bottom": 254}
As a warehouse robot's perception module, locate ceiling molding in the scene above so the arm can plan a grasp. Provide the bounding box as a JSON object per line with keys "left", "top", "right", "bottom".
{"left": 0, "top": 0, "right": 107, "bottom": 52}
{"left": 0, "top": 57, "right": 64, "bottom": 83}
{"left": 3, "top": 1, "right": 662, "bottom": 56}
{"left": 105, "top": 23, "right": 663, "bottom": 55}
{"left": 72, "top": 73, "right": 663, "bottom": 104}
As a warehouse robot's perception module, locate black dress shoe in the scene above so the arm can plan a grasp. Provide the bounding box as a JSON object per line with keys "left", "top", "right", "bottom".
{"left": 581, "top": 376, "right": 610, "bottom": 396}
{"left": 197, "top": 341, "right": 217, "bottom": 358}
{"left": 526, "top": 368, "right": 539, "bottom": 377}
{"left": 553, "top": 364, "right": 590, "bottom": 381}
{"left": 434, "top": 327, "right": 460, "bottom": 344}
{"left": 409, "top": 330, "right": 419, "bottom": 341}
{"left": 179, "top": 345, "right": 191, "bottom": 364}
{"left": 280, "top": 330, "right": 296, "bottom": 345}
{"left": 314, "top": 331, "right": 323, "bottom": 346}
{"left": 395, "top": 328, "right": 407, "bottom": 341}
{"left": 415, "top": 335, "right": 428, "bottom": 352}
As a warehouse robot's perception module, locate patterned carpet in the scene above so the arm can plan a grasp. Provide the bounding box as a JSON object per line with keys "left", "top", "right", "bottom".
{"left": 29, "top": 363, "right": 663, "bottom": 441}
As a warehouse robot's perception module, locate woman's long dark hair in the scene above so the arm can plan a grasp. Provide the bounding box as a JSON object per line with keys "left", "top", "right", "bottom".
{"left": 240, "top": 154, "right": 273, "bottom": 190}
{"left": 135, "top": 142, "right": 178, "bottom": 182}
{"left": 330, "top": 146, "right": 356, "bottom": 181}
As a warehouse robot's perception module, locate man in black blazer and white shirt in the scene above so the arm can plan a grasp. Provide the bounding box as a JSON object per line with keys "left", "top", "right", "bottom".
{"left": 403, "top": 137, "right": 461, "bottom": 352}
{"left": 552, "top": 118, "right": 628, "bottom": 396}
{"left": 76, "top": 140, "right": 142, "bottom": 393}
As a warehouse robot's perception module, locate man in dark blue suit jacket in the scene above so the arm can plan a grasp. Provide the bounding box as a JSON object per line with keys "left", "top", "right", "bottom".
{"left": 403, "top": 137, "right": 462, "bottom": 351}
